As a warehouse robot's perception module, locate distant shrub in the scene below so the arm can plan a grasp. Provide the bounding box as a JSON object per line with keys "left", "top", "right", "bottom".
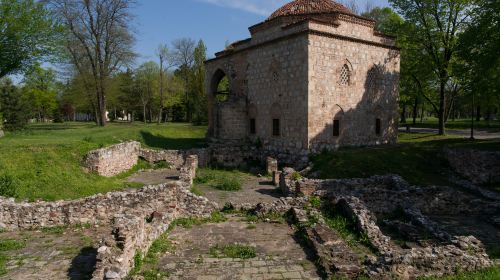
{"left": 0, "top": 175, "right": 18, "bottom": 198}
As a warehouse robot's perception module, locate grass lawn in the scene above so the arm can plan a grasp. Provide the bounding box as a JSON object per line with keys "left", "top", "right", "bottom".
{"left": 418, "top": 266, "right": 500, "bottom": 280}
{"left": 311, "top": 133, "right": 500, "bottom": 187}
{"left": 0, "top": 122, "right": 207, "bottom": 201}
{"left": 406, "top": 117, "right": 500, "bottom": 132}
{"left": 194, "top": 168, "right": 252, "bottom": 192}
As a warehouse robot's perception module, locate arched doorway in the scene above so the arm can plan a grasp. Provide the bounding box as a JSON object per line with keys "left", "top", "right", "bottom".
{"left": 210, "top": 69, "right": 231, "bottom": 102}
{"left": 208, "top": 69, "right": 232, "bottom": 138}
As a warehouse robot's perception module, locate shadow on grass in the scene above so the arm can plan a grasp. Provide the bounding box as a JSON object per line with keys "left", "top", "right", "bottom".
{"left": 27, "top": 123, "right": 96, "bottom": 131}
{"left": 67, "top": 246, "right": 97, "bottom": 280}
{"left": 140, "top": 131, "right": 206, "bottom": 150}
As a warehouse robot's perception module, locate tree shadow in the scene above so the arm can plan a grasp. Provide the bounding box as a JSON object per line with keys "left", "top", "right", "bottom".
{"left": 140, "top": 130, "right": 207, "bottom": 150}
{"left": 67, "top": 247, "right": 97, "bottom": 280}
{"left": 255, "top": 187, "right": 282, "bottom": 198}
{"left": 309, "top": 54, "right": 400, "bottom": 150}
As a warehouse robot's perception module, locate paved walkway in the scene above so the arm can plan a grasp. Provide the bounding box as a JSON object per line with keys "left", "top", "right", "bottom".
{"left": 198, "top": 176, "right": 282, "bottom": 206}
{"left": 399, "top": 127, "right": 500, "bottom": 140}
{"left": 156, "top": 216, "right": 321, "bottom": 280}
{"left": 126, "top": 169, "right": 181, "bottom": 185}
{"left": 0, "top": 225, "right": 109, "bottom": 280}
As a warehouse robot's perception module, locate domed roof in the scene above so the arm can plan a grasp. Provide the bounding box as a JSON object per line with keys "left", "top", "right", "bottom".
{"left": 268, "top": 0, "right": 353, "bottom": 21}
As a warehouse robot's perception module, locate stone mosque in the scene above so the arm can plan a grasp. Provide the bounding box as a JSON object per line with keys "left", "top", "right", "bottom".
{"left": 205, "top": 0, "right": 400, "bottom": 154}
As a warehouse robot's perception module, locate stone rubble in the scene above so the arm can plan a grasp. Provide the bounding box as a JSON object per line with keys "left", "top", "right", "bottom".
{"left": 444, "top": 148, "right": 500, "bottom": 185}
{"left": 1, "top": 143, "right": 498, "bottom": 279}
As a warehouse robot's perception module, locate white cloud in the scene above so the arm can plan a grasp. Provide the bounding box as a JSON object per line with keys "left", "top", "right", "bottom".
{"left": 196, "top": 0, "right": 287, "bottom": 16}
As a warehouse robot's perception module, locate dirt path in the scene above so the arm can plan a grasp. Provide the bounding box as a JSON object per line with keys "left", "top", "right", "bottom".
{"left": 154, "top": 216, "right": 321, "bottom": 280}
{"left": 399, "top": 127, "right": 500, "bottom": 140}
{"left": 126, "top": 169, "right": 181, "bottom": 185}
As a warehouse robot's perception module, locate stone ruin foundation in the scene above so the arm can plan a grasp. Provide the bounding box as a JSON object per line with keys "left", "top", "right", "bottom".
{"left": 0, "top": 141, "right": 498, "bottom": 279}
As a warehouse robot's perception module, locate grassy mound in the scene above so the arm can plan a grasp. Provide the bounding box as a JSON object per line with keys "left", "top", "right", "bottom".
{"left": 0, "top": 122, "right": 207, "bottom": 201}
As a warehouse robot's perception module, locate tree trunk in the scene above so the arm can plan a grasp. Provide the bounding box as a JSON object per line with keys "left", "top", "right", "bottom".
{"left": 143, "top": 105, "right": 147, "bottom": 124}
{"left": 401, "top": 104, "right": 407, "bottom": 124}
{"left": 438, "top": 81, "right": 446, "bottom": 135}
{"left": 420, "top": 102, "right": 425, "bottom": 123}
{"left": 412, "top": 97, "right": 418, "bottom": 125}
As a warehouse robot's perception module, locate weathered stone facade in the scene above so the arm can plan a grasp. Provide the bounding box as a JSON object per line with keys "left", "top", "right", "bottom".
{"left": 85, "top": 141, "right": 140, "bottom": 177}
{"left": 205, "top": 0, "right": 400, "bottom": 154}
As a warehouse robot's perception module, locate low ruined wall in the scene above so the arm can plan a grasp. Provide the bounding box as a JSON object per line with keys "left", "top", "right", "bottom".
{"left": 85, "top": 141, "right": 141, "bottom": 177}
{"left": 335, "top": 196, "right": 492, "bottom": 279}
{"left": 445, "top": 148, "right": 500, "bottom": 184}
{"left": 282, "top": 172, "right": 499, "bottom": 216}
{"left": 0, "top": 182, "right": 199, "bottom": 230}
{"left": 92, "top": 188, "right": 217, "bottom": 280}
{"left": 139, "top": 148, "right": 209, "bottom": 169}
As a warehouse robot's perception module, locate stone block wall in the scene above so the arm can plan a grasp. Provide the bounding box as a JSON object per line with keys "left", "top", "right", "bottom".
{"left": 84, "top": 141, "right": 141, "bottom": 177}
{"left": 445, "top": 148, "right": 500, "bottom": 184}
{"left": 307, "top": 32, "right": 399, "bottom": 151}
{"left": 0, "top": 181, "right": 204, "bottom": 230}
{"left": 92, "top": 188, "right": 216, "bottom": 279}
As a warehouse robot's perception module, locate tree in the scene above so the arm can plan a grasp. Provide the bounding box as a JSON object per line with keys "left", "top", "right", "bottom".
{"left": 191, "top": 40, "right": 208, "bottom": 124}
{"left": 457, "top": 0, "right": 500, "bottom": 124}
{"left": 22, "top": 65, "right": 59, "bottom": 122}
{"left": 0, "top": 78, "right": 29, "bottom": 130}
{"left": 135, "top": 61, "right": 159, "bottom": 123}
{"left": 0, "top": 0, "right": 61, "bottom": 79}
{"left": 390, "top": 0, "right": 473, "bottom": 135}
{"left": 172, "top": 38, "right": 196, "bottom": 122}
{"left": 156, "top": 44, "right": 175, "bottom": 124}
{"left": 50, "top": 0, "right": 136, "bottom": 126}
{"left": 115, "top": 69, "right": 138, "bottom": 122}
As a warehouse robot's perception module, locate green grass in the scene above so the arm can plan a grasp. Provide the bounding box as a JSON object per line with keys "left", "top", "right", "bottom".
{"left": 417, "top": 266, "right": 500, "bottom": 280}
{"left": 321, "top": 206, "right": 373, "bottom": 251}
{"left": 0, "top": 239, "right": 26, "bottom": 251}
{"left": 144, "top": 234, "right": 174, "bottom": 265}
{"left": 194, "top": 168, "right": 248, "bottom": 191}
{"left": 0, "top": 238, "right": 26, "bottom": 275}
{"left": 311, "top": 133, "right": 500, "bottom": 186}
{"left": 209, "top": 244, "right": 257, "bottom": 259}
{"left": 190, "top": 185, "right": 205, "bottom": 196}
{"left": 406, "top": 117, "right": 500, "bottom": 132}
{"left": 0, "top": 122, "right": 207, "bottom": 201}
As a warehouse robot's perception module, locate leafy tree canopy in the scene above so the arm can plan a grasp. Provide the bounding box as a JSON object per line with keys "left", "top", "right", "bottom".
{"left": 0, "top": 0, "right": 61, "bottom": 79}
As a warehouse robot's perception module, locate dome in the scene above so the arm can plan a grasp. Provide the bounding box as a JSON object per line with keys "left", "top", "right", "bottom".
{"left": 268, "top": 0, "right": 353, "bottom": 21}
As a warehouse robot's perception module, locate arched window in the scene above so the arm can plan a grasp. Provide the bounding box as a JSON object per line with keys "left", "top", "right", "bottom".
{"left": 340, "top": 64, "right": 351, "bottom": 86}
{"left": 366, "top": 66, "right": 380, "bottom": 89}
{"left": 216, "top": 76, "right": 230, "bottom": 102}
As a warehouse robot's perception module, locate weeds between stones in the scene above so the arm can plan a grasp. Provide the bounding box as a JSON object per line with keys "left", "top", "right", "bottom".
{"left": 131, "top": 212, "right": 228, "bottom": 278}
{"left": 194, "top": 168, "right": 248, "bottom": 191}
{"left": 209, "top": 244, "right": 257, "bottom": 259}
{"left": 0, "top": 239, "right": 26, "bottom": 275}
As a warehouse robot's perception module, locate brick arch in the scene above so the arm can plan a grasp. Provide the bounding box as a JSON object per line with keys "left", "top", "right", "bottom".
{"left": 270, "top": 102, "right": 282, "bottom": 119}
{"left": 209, "top": 68, "right": 232, "bottom": 96}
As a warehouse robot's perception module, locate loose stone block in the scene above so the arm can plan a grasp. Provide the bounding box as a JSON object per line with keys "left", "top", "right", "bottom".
{"left": 267, "top": 157, "right": 278, "bottom": 175}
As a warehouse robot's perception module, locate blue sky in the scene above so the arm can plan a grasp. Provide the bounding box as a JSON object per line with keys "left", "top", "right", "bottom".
{"left": 133, "top": 0, "right": 390, "bottom": 64}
